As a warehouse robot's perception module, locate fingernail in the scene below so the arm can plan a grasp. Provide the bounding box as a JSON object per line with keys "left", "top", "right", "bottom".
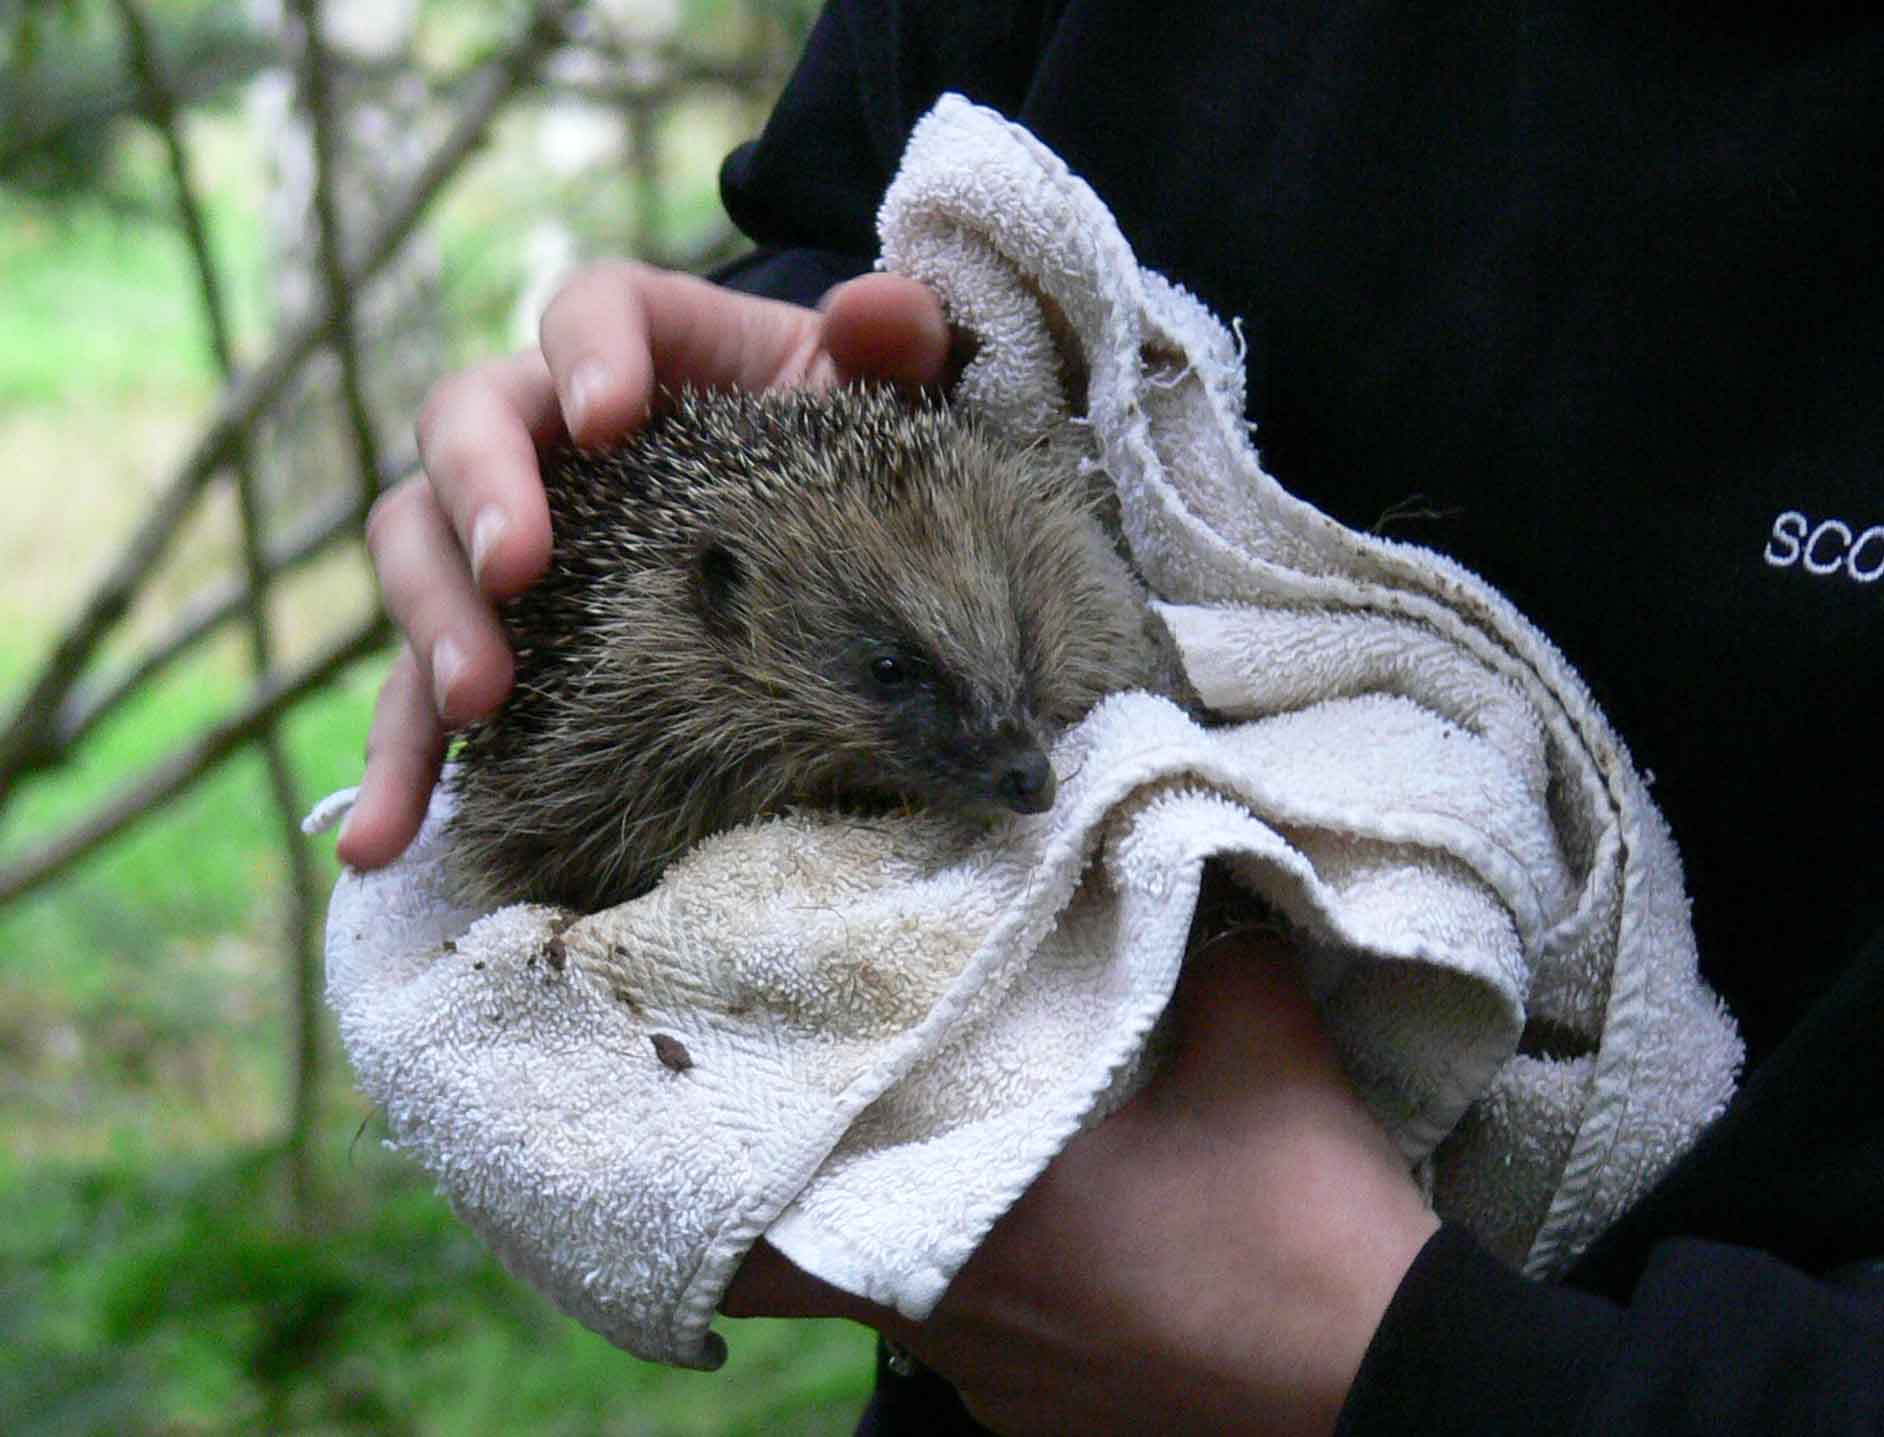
{"left": 432, "top": 634, "right": 466, "bottom": 718}
{"left": 564, "top": 359, "right": 613, "bottom": 439}
{"left": 470, "top": 505, "right": 508, "bottom": 587}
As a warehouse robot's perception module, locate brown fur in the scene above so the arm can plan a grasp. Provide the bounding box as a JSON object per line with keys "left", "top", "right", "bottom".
{"left": 445, "top": 384, "right": 1172, "bottom": 912}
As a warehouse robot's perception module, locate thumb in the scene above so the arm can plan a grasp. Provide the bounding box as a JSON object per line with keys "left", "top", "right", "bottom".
{"left": 1151, "top": 925, "right": 1345, "bottom": 1105}
{"left": 721, "top": 1238, "right": 904, "bottom": 1328}
{"left": 819, "top": 274, "right": 953, "bottom": 388}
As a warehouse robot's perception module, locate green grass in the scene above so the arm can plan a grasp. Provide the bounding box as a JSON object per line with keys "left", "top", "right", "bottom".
{"left": 0, "top": 637, "right": 877, "bottom": 1435}
{"left": 0, "top": 194, "right": 218, "bottom": 406}
{"left": 0, "top": 120, "right": 269, "bottom": 410}
{"left": 0, "top": 1143, "right": 875, "bottom": 1436}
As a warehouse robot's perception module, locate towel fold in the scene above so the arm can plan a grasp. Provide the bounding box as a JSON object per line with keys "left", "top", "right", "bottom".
{"left": 317, "top": 94, "right": 1741, "bottom": 1371}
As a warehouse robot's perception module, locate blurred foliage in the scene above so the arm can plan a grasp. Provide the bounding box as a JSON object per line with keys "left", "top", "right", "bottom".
{"left": 3, "top": 0, "right": 90, "bottom": 66}
{"left": 0, "top": 0, "right": 277, "bottom": 206}
{"left": 1, "top": 0, "right": 872, "bottom": 1430}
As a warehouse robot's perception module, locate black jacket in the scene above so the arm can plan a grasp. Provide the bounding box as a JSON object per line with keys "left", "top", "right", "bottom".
{"left": 713, "top": 2, "right": 1884, "bottom": 1429}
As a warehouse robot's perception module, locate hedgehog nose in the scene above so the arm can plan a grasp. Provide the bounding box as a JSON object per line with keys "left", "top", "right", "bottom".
{"left": 995, "top": 747, "right": 1056, "bottom": 814}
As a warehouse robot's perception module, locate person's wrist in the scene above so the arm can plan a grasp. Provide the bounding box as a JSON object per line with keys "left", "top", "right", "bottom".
{"left": 1170, "top": 938, "right": 1443, "bottom": 1435}
{"left": 1304, "top": 1200, "right": 1441, "bottom": 1433}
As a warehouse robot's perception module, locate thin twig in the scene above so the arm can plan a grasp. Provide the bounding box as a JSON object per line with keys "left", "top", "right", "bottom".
{"left": 112, "top": 9, "right": 322, "bottom": 1080}
{"left": 0, "top": 616, "right": 391, "bottom": 908}
{"left": 627, "top": 89, "right": 661, "bottom": 258}
{"left": 113, "top": 0, "right": 333, "bottom": 1222}
{"left": 53, "top": 456, "right": 413, "bottom": 755}
{"left": 279, "top": 0, "right": 390, "bottom": 1217}
{"left": 112, "top": 0, "right": 324, "bottom": 1012}
{"left": 287, "top": 0, "right": 385, "bottom": 508}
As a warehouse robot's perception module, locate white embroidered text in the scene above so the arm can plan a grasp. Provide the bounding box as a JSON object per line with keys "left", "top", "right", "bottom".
{"left": 1763, "top": 510, "right": 1884, "bottom": 584}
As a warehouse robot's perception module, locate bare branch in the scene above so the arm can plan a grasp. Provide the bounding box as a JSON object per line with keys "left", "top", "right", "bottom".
{"left": 287, "top": 0, "right": 385, "bottom": 509}
{"left": 626, "top": 89, "right": 661, "bottom": 258}
{"left": 115, "top": 0, "right": 288, "bottom": 712}
{"left": 540, "top": 52, "right": 781, "bottom": 108}
{"left": 279, "top": 0, "right": 395, "bottom": 1219}
{"left": 114, "top": 15, "right": 328, "bottom": 1214}
{"left": 113, "top": 0, "right": 239, "bottom": 371}
{"left": 56, "top": 461, "right": 411, "bottom": 755}
{"left": 0, "top": 616, "right": 392, "bottom": 908}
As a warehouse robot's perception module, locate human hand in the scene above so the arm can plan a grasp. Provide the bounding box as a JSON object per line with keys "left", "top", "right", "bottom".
{"left": 337, "top": 262, "right": 952, "bottom": 868}
{"left": 725, "top": 933, "right": 1440, "bottom": 1437}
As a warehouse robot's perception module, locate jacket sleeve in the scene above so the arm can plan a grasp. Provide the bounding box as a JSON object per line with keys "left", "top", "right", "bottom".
{"left": 712, "top": 0, "right": 1060, "bottom": 306}
{"left": 1339, "top": 1225, "right": 1884, "bottom": 1436}
{"left": 1345, "top": 924, "right": 1884, "bottom": 1436}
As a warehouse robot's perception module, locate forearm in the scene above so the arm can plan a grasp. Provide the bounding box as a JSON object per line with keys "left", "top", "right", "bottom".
{"left": 1342, "top": 1226, "right": 1884, "bottom": 1436}
{"left": 714, "top": 0, "right": 1052, "bottom": 308}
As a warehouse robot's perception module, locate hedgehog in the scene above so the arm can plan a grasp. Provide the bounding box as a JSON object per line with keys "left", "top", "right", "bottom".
{"left": 443, "top": 383, "right": 1178, "bottom": 913}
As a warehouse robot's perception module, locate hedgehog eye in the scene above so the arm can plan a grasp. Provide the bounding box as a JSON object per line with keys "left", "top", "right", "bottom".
{"left": 863, "top": 647, "right": 929, "bottom": 695}
{"left": 695, "top": 542, "right": 748, "bottom": 638}
{"left": 697, "top": 542, "right": 744, "bottom": 606}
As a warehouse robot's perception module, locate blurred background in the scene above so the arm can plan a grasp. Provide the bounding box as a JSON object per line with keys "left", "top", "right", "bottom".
{"left": 0, "top": 0, "right": 882, "bottom": 1430}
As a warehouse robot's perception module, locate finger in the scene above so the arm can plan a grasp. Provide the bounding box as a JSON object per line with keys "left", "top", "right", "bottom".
{"left": 720, "top": 1240, "right": 903, "bottom": 1329}
{"left": 1151, "top": 930, "right": 1336, "bottom": 1098}
{"left": 337, "top": 645, "right": 450, "bottom": 869}
{"left": 819, "top": 273, "right": 952, "bottom": 388}
{"left": 412, "top": 351, "right": 558, "bottom": 601}
{"left": 1153, "top": 932, "right": 1417, "bottom": 1180}
{"left": 364, "top": 475, "right": 516, "bottom": 727}
{"left": 538, "top": 261, "right": 828, "bottom": 445}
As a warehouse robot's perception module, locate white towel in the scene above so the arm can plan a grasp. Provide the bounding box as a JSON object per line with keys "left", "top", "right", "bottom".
{"left": 314, "top": 95, "right": 1742, "bottom": 1372}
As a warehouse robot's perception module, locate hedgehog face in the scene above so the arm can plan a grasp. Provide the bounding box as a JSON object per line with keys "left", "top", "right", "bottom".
{"left": 661, "top": 387, "right": 1164, "bottom": 831}
{"left": 837, "top": 635, "right": 1056, "bottom": 816}
{"left": 691, "top": 505, "right": 1062, "bottom": 820}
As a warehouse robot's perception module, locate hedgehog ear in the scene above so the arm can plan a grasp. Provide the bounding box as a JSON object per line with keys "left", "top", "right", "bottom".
{"left": 695, "top": 541, "right": 746, "bottom": 633}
